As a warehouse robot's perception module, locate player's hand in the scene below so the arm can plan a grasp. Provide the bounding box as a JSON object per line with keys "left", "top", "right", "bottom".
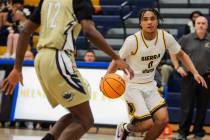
{"left": 1, "top": 68, "right": 23, "bottom": 95}
{"left": 114, "top": 58, "right": 134, "bottom": 79}
{"left": 193, "top": 73, "right": 208, "bottom": 89}
{"left": 177, "top": 67, "right": 187, "bottom": 77}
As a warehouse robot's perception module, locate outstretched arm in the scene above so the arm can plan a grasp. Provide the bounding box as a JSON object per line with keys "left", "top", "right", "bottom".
{"left": 80, "top": 19, "right": 133, "bottom": 78}
{"left": 2, "top": 20, "right": 39, "bottom": 95}
{"left": 170, "top": 52, "right": 187, "bottom": 77}
{"left": 175, "top": 49, "right": 207, "bottom": 88}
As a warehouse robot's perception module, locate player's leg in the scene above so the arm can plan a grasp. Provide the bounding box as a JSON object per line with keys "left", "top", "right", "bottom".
{"left": 57, "top": 101, "right": 94, "bottom": 140}
{"left": 115, "top": 87, "right": 154, "bottom": 140}
{"left": 42, "top": 113, "right": 73, "bottom": 140}
{"left": 144, "top": 107, "right": 169, "bottom": 140}
{"left": 35, "top": 52, "right": 66, "bottom": 140}
{"left": 143, "top": 87, "right": 169, "bottom": 140}
{"left": 37, "top": 50, "right": 93, "bottom": 140}
{"left": 115, "top": 118, "right": 154, "bottom": 140}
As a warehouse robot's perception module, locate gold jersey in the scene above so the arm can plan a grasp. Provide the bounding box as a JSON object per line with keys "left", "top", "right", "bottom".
{"left": 37, "top": 0, "right": 81, "bottom": 51}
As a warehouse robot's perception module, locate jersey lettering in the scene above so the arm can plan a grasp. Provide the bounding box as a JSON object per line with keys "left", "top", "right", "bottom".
{"left": 46, "top": 2, "right": 61, "bottom": 28}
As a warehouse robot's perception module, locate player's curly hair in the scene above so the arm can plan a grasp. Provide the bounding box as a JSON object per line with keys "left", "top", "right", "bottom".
{"left": 138, "top": 8, "right": 163, "bottom": 28}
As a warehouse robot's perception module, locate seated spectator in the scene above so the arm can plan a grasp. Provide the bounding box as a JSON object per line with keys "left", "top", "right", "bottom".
{"left": 24, "top": 50, "right": 34, "bottom": 60}
{"left": 184, "top": 11, "right": 203, "bottom": 35}
{"left": 84, "top": 49, "right": 96, "bottom": 62}
{"left": 2, "top": 7, "right": 30, "bottom": 58}
{"left": 0, "top": 1, "right": 9, "bottom": 29}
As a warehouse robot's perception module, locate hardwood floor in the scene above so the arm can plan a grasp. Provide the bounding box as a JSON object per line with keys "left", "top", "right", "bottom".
{"left": 1, "top": 128, "right": 210, "bottom": 140}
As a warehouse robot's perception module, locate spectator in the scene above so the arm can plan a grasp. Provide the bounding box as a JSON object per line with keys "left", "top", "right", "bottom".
{"left": 84, "top": 49, "right": 96, "bottom": 62}
{"left": 184, "top": 11, "right": 203, "bottom": 35}
{"left": 171, "top": 16, "right": 210, "bottom": 140}
{"left": 24, "top": 50, "right": 34, "bottom": 60}
{"left": 2, "top": 7, "right": 30, "bottom": 58}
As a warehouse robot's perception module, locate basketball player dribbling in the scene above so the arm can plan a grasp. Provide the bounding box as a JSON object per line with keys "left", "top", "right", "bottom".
{"left": 106, "top": 8, "right": 208, "bottom": 140}
{"left": 1, "top": 0, "right": 134, "bottom": 140}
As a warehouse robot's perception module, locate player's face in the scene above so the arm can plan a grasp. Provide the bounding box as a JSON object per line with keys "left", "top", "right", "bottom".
{"left": 140, "top": 11, "right": 158, "bottom": 33}
{"left": 195, "top": 16, "right": 208, "bottom": 33}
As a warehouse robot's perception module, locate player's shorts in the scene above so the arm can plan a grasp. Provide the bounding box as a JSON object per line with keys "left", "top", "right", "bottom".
{"left": 34, "top": 48, "right": 90, "bottom": 108}
{"left": 124, "top": 81, "right": 166, "bottom": 125}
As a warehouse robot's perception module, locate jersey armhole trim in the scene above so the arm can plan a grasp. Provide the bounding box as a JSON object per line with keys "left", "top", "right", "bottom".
{"left": 162, "top": 30, "right": 167, "bottom": 49}
{"left": 131, "top": 34, "right": 139, "bottom": 55}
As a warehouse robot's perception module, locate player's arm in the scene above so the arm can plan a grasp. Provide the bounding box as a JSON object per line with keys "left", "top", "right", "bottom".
{"left": 107, "top": 35, "right": 134, "bottom": 76}
{"left": 170, "top": 52, "right": 187, "bottom": 77}
{"left": 166, "top": 32, "right": 207, "bottom": 88}
{"left": 15, "top": 21, "right": 39, "bottom": 71}
{"left": 74, "top": 0, "right": 133, "bottom": 77}
{"left": 175, "top": 50, "right": 207, "bottom": 88}
{"left": 175, "top": 50, "right": 198, "bottom": 75}
{"left": 15, "top": 0, "right": 43, "bottom": 71}
{"left": 2, "top": 0, "right": 42, "bottom": 95}
{"left": 80, "top": 20, "right": 119, "bottom": 60}
{"left": 106, "top": 60, "right": 118, "bottom": 74}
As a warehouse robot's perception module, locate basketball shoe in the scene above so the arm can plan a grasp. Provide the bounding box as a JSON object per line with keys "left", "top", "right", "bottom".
{"left": 115, "top": 123, "right": 129, "bottom": 140}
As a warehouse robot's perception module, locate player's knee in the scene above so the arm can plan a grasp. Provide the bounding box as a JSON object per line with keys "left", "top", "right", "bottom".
{"left": 155, "top": 115, "right": 169, "bottom": 127}
{"left": 135, "top": 120, "right": 154, "bottom": 132}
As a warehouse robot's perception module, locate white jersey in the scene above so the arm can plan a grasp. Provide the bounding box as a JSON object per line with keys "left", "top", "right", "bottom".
{"left": 119, "top": 29, "right": 181, "bottom": 84}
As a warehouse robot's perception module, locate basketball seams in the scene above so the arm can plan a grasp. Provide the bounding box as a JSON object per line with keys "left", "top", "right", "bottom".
{"left": 106, "top": 74, "right": 126, "bottom": 86}
{"left": 105, "top": 77, "right": 125, "bottom": 92}
{"left": 102, "top": 79, "right": 113, "bottom": 98}
{"left": 104, "top": 78, "right": 122, "bottom": 97}
{"left": 100, "top": 73, "right": 126, "bottom": 99}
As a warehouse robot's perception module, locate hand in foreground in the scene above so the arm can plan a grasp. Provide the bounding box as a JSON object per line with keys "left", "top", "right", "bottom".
{"left": 177, "top": 67, "right": 187, "bottom": 77}
{"left": 2, "top": 68, "right": 23, "bottom": 95}
{"left": 193, "top": 73, "right": 208, "bottom": 89}
{"left": 114, "top": 58, "right": 134, "bottom": 79}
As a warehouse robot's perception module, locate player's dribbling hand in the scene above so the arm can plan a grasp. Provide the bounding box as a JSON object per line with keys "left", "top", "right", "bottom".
{"left": 193, "top": 73, "right": 208, "bottom": 89}
{"left": 2, "top": 68, "right": 23, "bottom": 95}
{"left": 115, "top": 58, "right": 134, "bottom": 79}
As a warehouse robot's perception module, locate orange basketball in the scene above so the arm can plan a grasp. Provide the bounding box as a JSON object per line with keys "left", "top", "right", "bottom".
{"left": 100, "top": 73, "right": 126, "bottom": 99}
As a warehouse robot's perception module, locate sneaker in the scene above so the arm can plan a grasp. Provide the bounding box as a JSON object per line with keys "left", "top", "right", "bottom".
{"left": 175, "top": 133, "right": 187, "bottom": 140}
{"left": 115, "top": 123, "right": 129, "bottom": 140}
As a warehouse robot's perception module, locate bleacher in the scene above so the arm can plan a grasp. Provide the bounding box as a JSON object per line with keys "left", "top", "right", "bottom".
{"left": 76, "top": 0, "right": 156, "bottom": 61}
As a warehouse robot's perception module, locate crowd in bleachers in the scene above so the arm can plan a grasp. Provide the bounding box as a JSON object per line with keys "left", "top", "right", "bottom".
{"left": 0, "top": 0, "right": 36, "bottom": 60}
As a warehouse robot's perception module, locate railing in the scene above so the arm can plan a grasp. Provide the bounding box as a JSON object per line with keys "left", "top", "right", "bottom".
{"left": 119, "top": 1, "right": 133, "bottom": 39}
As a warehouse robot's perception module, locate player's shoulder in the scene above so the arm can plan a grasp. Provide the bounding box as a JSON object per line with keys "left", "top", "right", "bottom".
{"left": 125, "top": 31, "right": 140, "bottom": 42}
{"left": 159, "top": 29, "right": 174, "bottom": 38}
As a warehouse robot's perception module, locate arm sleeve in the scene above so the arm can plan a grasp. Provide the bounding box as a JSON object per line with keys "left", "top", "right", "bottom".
{"left": 29, "top": 0, "right": 44, "bottom": 25}
{"left": 165, "top": 32, "right": 181, "bottom": 54}
{"left": 119, "top": 35, "right": 136, "bottom": 59}
{"left": 73, "top": 0, "right": 93, "bottom": 22}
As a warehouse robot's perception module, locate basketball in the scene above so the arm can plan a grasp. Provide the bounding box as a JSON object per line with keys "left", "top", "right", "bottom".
{"left": 100, "top": 73, "right": 126, "bottom": 99}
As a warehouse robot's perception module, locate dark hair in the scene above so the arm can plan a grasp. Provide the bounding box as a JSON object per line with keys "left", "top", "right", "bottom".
{"left": 189, "top": 11, "right": 203, "bottom": 20}
{"left": 138, "top": 8, "right": 162, "bottom": 28}
{"left": 12, "top": 0, "right": 24, "bottom": 5}
{"left": 85, "top": 49, "right": 95, "bottom": 55}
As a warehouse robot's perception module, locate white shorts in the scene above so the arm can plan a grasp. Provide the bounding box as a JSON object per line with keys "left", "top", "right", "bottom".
{"left": 124, "top": 81, "right": 166, "bottom": 125}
